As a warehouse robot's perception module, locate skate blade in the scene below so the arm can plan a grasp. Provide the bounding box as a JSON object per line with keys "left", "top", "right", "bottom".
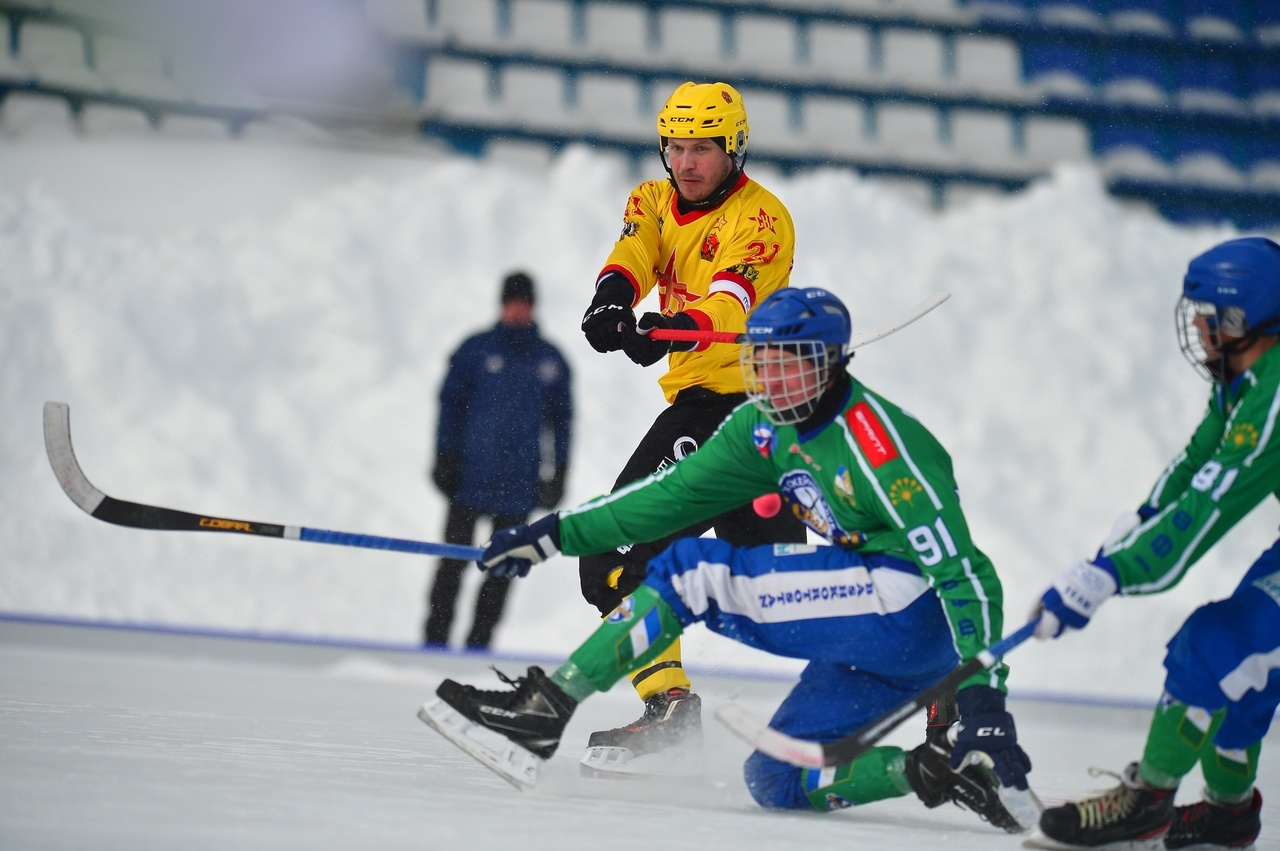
{"left": 578, "top": 745, "right": 705, "bottom": 780}
{"left": 417, "top": 698, "right": 542, "bottom": 792}
{"left": 1022, "top": 831, "right": 1166, "bottom": 850}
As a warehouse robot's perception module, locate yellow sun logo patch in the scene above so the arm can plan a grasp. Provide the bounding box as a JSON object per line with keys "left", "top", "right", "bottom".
{"left": 1227, "top": 422, "right": 1259, "bottom": 450}
{"left": 889, "top": 477, "right": 923, "bottom": 507}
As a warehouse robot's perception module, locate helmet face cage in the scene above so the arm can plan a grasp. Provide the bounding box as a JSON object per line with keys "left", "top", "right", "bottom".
{"left": 741, "top": 341, "right": 839, "bottom": 425}
{"left": 1176, "top": 296, "right": 1249, "bottom": 382}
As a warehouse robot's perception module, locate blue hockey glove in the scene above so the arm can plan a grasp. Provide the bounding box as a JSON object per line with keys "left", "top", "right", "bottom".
{"left": 1033, "top": 556, "right": 1119, "bottom": 640}
{"left": 480, "top": 514, "right": 561, "bottom": 579}
{"left": 950, "top": 685, "right": 1031, "bottom": 791}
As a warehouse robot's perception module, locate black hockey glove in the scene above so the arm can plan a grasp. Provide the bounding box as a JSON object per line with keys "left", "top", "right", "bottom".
{"left": 621, "top": 312, "right": 699, "bottom": 367}
{"left": 431, "top": 452, "right": 461, "bottom": 498}
{"left": 581, "top": 273, "right": 635, "bottom": 353}
{"left": 536, "top": 467, "right": 567, "bottom": 509}
{"left": 950, "top": 685, "right": 1032, "bottom": 791}
{"left": 480, "top": 513, "right": 561, "bottom": 579}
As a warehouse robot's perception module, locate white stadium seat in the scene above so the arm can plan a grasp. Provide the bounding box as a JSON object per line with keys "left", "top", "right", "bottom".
{"left": 509, "top": 0, "right": 577, "bottom": 54}
{"left": 582, "top": 2, "right": 651, "bottom": 61}
{"left": 18, "top": 20, "right": 106, "bottom": 92}
{"left": 807, "top": 21, "right": 873, "bottom": 81}
{"left": 881, "top": 28, "right": 947, "bottom": 88}
{"left": 731, "top": 14, "right": 798, "bottom": 73}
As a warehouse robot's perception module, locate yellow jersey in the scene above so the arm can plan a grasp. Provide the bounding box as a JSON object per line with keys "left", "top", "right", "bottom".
{"left": 599, "top": 173, "right": 795, "bottom": 403}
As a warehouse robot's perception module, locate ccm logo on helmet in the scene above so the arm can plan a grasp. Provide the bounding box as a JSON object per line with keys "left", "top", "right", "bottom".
{"left": 668, "top": 116, "right": 695, "bottom": 123}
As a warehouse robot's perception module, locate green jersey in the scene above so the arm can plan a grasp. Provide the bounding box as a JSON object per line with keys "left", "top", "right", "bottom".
{"left": 1106, "top": 344, "right": 1280, "bottom": 593}
{"left": 559, "top": 377, "right": 1008, "bottom": 691}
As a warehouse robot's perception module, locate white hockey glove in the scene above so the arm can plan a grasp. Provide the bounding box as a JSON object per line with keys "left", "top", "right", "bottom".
{"left": 480, "top": 514, "right": 561, "bottom": 579}
{"left": 1102, "top": 510, "right": 1143, "bottom": 551}
{"left": 1032, "top": 557, "right": 1119, "bottom": 640}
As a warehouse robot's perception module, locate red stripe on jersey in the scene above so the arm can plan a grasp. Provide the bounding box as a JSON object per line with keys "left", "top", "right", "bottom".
{"left": 708, "top": 273, "right": 758, "bottom": 312}
{"left": 847, "top": 402, "right": 899, "bottom": 468}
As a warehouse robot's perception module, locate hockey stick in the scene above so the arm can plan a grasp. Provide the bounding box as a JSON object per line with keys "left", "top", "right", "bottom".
{"left": 646, "top": 292, "right": 950, "bottom": 348}
{"left": 715, "top": 618, "right": 1039, "bottom": 769}
{"left": 43, "top": 401, "right": 485, "bottom": 562}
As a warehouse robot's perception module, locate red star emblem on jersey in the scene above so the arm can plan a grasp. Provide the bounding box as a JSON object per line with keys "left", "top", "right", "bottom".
{"left": 656, "top": 249, "right": 702, "bottom": 313}
{"left": 749, "top": 207, "right": 777, "bottom": 234}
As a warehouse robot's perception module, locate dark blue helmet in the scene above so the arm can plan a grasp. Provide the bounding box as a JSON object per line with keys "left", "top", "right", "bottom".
{"left": 1177, "top": 237, "right": 1280, "bottom": 381}
{"left": 744, "top": 288, "right": 852, "bottom": 350}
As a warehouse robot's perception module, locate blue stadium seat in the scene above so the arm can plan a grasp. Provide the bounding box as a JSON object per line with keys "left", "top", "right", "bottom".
{"left": 1107, "top": 0, "right": 1177, "bottom": 37}
{"left": 1248, "top": 61, "right": 1280, "bottom": 115}
{"left": 1022, "top": 40, "right": 1094, "bottom": 96}
{"left": 1181, "top": 0, "right": 1246, "bottom": 41}
{"left": 1172, "top": 130, "right": 1247, "bottom": 187}
{"left": 1037, "top": 0, "right": 1105, "bottom": 31}
{"left": 1092, "top": 121, "right": 1166, "bottom": 160}
{"left": 1100, "top": 46, "right": 1168, "bottom": 104}
{"left": 1175, "top": 54, "right": 1245, "bottom": 112}
{"left": 1258, "top": 3, "right": 1280, "bottom": 44}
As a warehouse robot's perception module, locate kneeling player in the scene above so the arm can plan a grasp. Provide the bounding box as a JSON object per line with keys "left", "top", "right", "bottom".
{"left": 419, "top": 288, "right": 1040, "bottom": 832}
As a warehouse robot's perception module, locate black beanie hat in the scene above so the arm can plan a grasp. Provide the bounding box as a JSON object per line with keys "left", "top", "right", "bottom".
{"left": 501, "top": 272, "right": 535, "bottom": 305}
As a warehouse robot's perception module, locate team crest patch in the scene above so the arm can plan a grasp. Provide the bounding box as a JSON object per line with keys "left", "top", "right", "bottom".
{"left": 889, "top": 477, "right": 923, "bottom": 507}
{"left": 847, "top": 402, "right": 898, "bottom": 468}
{"left": 700, "top": 233, "right": 720, "bottom": 261}
{"left": 752, "top": 423, "right": 778, "bottom": 458}
{"left": 834, "top": 467, "right": 856, "bottom": 507}
{"left": 779, "top": 470, "right": 857, "bottom": 544}
{"left": 1226, "top": 422, "right": 1259, "bottom": 450}
{"left": 605, "top": 596, "right": 636, "bottom": 625}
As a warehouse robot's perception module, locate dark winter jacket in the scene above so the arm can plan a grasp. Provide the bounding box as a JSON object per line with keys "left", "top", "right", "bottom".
{"left": 434, "top": 322, "right": 572, "bottom": 516}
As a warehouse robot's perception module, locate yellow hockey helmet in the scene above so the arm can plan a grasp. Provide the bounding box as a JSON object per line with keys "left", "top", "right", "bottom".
{"left": 656, "top": 81, "right": 749, "bottom": 167}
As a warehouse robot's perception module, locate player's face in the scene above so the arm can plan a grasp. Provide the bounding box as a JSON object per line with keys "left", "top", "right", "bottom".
{"left": 752, "top": 347, "right": 823, "bottom": 413}
{"left": 664, "top": 138, "right": 733, "bottom": 202}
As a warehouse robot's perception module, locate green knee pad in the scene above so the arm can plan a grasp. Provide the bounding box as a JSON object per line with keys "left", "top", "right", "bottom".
{"left": 803, "top": 747, "right": 912, "bottom": 811}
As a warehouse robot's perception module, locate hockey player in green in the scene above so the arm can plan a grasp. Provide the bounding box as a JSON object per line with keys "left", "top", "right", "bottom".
{"left": 419, "top": 287, "right": 1039, "bottom": 832}
{"left": 1031, "top": 236, "right": 1280, "bottom": 850}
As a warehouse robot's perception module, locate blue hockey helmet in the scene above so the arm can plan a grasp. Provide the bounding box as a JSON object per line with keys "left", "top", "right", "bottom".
{"left": 741, "top": 288, "right": 852, "bottom": 424}
{"left": 1177, "top": 236, "right": 1280, "bottom": 381}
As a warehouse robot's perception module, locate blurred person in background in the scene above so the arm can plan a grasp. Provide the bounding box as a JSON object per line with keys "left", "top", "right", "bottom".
{"left": 424, "top": 271, "right": 572, "bottom": 650}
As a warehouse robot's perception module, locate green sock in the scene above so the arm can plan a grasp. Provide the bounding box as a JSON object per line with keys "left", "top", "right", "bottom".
{"left": 1138, "top": 694, "right": 1224, "bottom": 790}
{"left": 550, "top": 584, "right": 685, "bottom": 702}
{"left": 1200, "top": 740, "right": 1261, "bottom": 803}
{"left": 802, "top": 747, "right": 912, "bottom": 811}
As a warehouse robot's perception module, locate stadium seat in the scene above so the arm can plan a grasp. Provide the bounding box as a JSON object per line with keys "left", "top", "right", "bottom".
{"left": 1248, "top": 61, "right": 1280, "bottom": 116}
{"left": 17, "top": 20, "right": 106, "bottom": 92}
{"left": 1037, "top": 0, "right": 1106, "bottom": 31}
{"left": 953, "top": 35, "right": 1023, "bottom": 96}
{"left": 434, "top": 0, "right": 502, "bottom": 48}
{"left": 1171, "top": 129, "right": 1247, "bottom": 188}
{"left": 951, "top": 108, "right": 1018, "bottom": 169}
{"left": 0, "top": 91, "right": 78, "bottom": 138}
{"left": 573, "top": 72, "right": 650, "bottom": 138}
{"left": 498, "top": 64, "right": 569, "bottom": 127}
{"left": 807, "top": 21, "right": 873, "bottom": 81}
{"left": 1098, "top": 146, "right": 1172, "bottom": 181}
{"left": 655, "top": 7, "right": 725, "bottom": 64}
{"left": 1022, "top": 115, "right": 1092, "bottom": 166}
{"left": 80, "top": 101, "right": 152, "bottom": 137}
{"left": 801, "top": 93, "right": 878, "bottom": 157}
{"left": 881, "top": 28, "right": 948, "bottom": 88}
{"left": 424, "top": 56, "right": 500, "bottom": 122}
{"left": 1175, "top": 54, "right": 1245, "bottom": 113}
{"left": 731, "top": 13, "right": 799, "bottom": 74}
{"left": 509, "top": 0, "right": 576, "bottom": 54}
{"left": 737, "top": 86, "right": 803, "bottom": 152}
{"left": 1099, "top": 46, "right": 1169, "bottom": 105}
{"left": 363, "top": 0, "right": 436, "bottom": 41}
{"left": 0, "top": 17, "right": 30, "bottom": 82}
{"left": 962, "top": 0, "right": 1033, "bottom": 24}
{"left": 1093, "top": 121, "right": 1166, "bottom": 160}
{"left": 582, "top": 2, "right": 651, "bottom": 62}
{"left": 1107, "top": 0, "right": 1177, "bottom": 36}
{"left": 94, "top": 34, "right": 183, "bottom": 102}
{"left": 1181, "top": 0, "right": 1246, "bottom": 41}
{"left": 1258, "top": 3, "right": 1280, "bottom": 44}
{"left": 1022, "top": 40, "right": 1094, "bottom": 97}
{"left": 877, "top": 102, "right": 952, "bottom": 165}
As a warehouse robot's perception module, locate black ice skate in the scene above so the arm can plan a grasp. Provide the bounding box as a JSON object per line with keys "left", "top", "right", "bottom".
{"left": 1164, "top": 788, "right": 1262, "bottom": 850}
{"left": 418, "top": 666, "right": 577, "bottom": 792}
{"left": 579, "top": 687, "right": 703, "bottom": 778}
{"left": 904, "top": 740, "right": 1030, "bottom": 834}
{"left": 1029, "top": 763, "right": 1175, "bottom": 849}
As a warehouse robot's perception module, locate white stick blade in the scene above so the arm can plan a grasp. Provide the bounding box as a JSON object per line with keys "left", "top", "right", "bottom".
{"left": 714, "top": 703, "right": 825, "bottom": 769}
{"left": 43, "top": 401, "right": 106, "bottom": 515}
{"left": 848, "top": 292, "right": 950, "bottom": 351}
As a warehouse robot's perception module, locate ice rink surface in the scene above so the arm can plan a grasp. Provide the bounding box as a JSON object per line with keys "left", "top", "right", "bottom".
{"left": 3, "top": 617, "right": 1277, "bottom": 850}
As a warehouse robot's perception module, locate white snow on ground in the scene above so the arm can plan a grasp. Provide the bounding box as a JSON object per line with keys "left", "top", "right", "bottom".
{"left": 1, "top": 131, "right": 1277, "bottom": 701}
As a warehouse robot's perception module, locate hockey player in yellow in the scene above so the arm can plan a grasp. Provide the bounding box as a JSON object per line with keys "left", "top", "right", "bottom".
{"left": 576, "top": 81, "right": 807, "bottom": 774}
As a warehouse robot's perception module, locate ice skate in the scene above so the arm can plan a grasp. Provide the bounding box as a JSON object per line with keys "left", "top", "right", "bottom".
{"left": 1024, "top": 763, "right": 1174, "bottom": 850}
{"left": 418, "top": 666, "right": 577, "bottom": 792}
{"left": 579, "top": 687, "right": 704, "bottom": 778}
{"left": 904, "top": 739, "right": 1036, "bottom": 834}
{"left": 1164, "top": 788, "right": 1262, "bottom": 850}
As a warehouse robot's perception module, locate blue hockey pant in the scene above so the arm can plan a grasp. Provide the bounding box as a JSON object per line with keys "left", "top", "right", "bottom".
{"left": 1162, "top": 538, "right": 1280, "bottom": 750}
{"left": 643, "top": 536, "right": 959, "bottom": 809}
